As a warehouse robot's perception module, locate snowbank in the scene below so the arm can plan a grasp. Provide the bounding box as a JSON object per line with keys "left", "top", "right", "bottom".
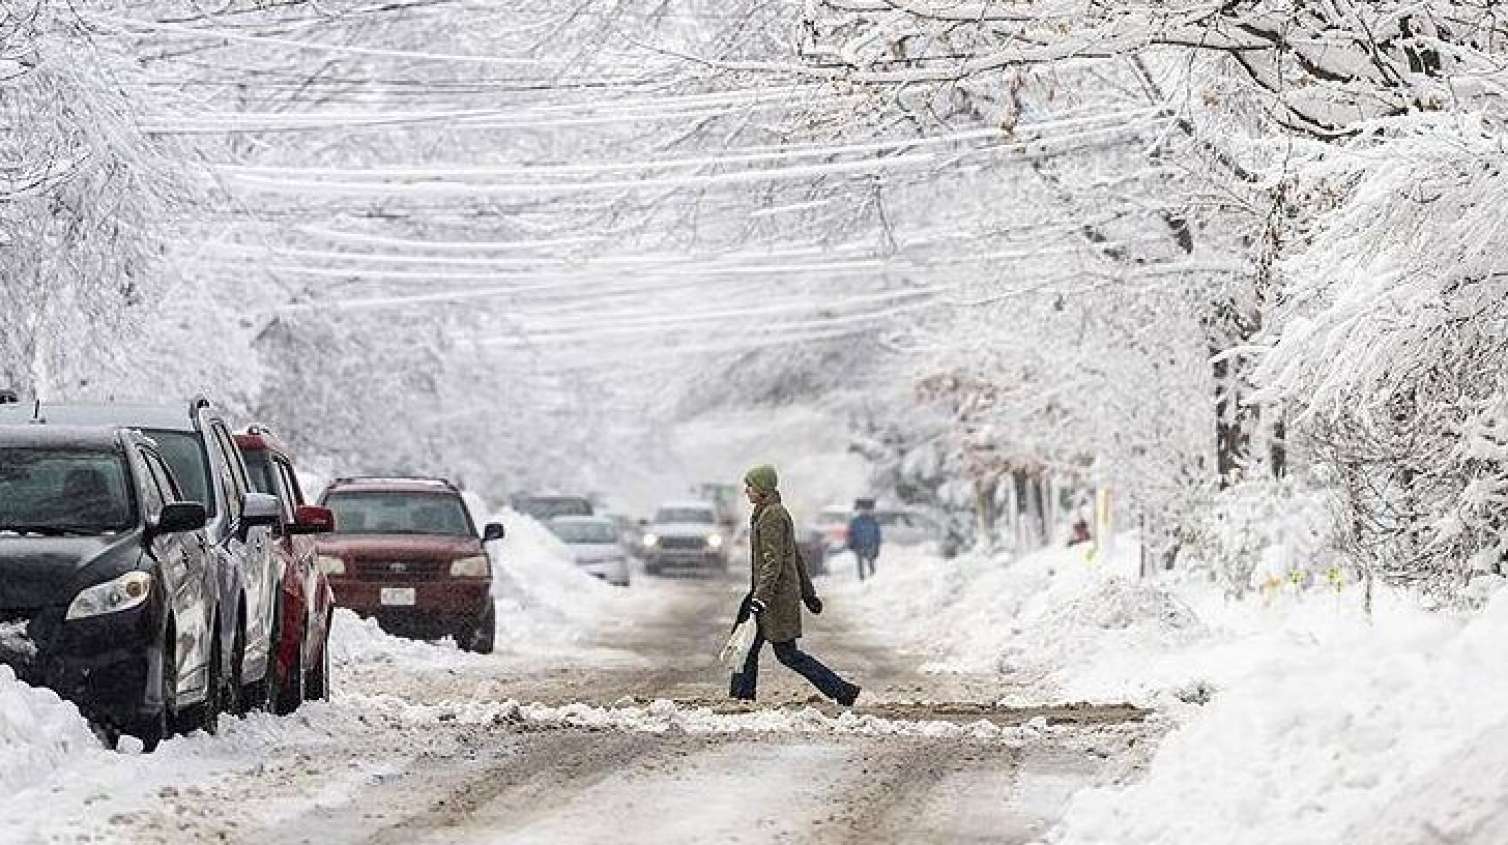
{"left": 1052, "top": 588, "right": 1508, "bottom": 845}
{"left": 0, "top": 667, "right": 101, "bottom": 793}
{"left": 824, "top": 539, "right": 1213, "bottom": 703}
{"left": 489, "top": 508, "right": 626, "bottom": 648}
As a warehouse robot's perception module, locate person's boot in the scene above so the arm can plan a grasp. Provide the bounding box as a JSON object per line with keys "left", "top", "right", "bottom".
{"left": 836, "top": 683, "right": 861, "bottom": 707}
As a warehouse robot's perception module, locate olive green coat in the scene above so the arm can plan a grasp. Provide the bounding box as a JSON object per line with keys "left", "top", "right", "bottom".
{"left": 749, "top": 496, "right": 816, "bottom": 643}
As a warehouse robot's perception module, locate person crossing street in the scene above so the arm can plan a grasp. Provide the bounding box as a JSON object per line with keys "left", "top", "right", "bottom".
{"left": 729, "top": 464, "right": 860, "bottom": 706}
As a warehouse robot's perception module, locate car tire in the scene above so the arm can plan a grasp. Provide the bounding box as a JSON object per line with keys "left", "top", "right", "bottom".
{"left": 460, "top": 600, "right": 496, "bottom": 655}
{"left": 305, "top": 618, "right": 331, "bottom": 702}
{"left": 274, "top": 623, "right": 304, "bottom": 716}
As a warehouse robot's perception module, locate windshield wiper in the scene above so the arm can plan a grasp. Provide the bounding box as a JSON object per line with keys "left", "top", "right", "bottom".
{"left": 0, "top": 524, "right": 100, "bottom": 537}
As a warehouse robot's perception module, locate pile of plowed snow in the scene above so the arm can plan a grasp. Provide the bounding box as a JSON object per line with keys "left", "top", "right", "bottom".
{"left": 1052, "top": 587, "right": 1508, "bottom": 845}
{"left": 824, "top": 539, "right": 1210, "bottom": 703}
{"left": 0, "top": 666, "right": 101, "bottom": 791}
{"left": 489, "top": 508, "right": 626, "bottom": 646}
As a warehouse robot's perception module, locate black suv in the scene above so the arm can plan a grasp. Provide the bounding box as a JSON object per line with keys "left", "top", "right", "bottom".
{"left": 1, "top": 398, "right": 284, "bottom": 713}
{"left": 0, "top": 424, "right": 224, "bottom": 749}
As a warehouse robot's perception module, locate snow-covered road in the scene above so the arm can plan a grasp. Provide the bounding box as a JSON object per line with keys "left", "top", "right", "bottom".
{"left": 2, "top": 572, "right": 1151, "bottom": 844}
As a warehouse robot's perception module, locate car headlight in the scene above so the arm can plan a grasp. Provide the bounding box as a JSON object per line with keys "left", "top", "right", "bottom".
{"left": 316, "top": 554, "right": 346, "bottom": 576}
{"left": 450, "top": 554, "right": 490, "bottom": 577}
{"left": 67, "top": 572, "right": 152, "bottom": 620}
{"left": 642, "top": 533, "right": 659, "bottom": 548}
{"left": 706, "top": 534, "right": 724, "bottom": 549}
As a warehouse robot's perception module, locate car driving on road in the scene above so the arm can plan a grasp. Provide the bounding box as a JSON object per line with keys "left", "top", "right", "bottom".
{"left": 513, "top": 495, "right": 593, "bottom": 522}
{"left": 0, "top": 425, "right": 221, "bottom": 750}
{"left": 3, "top": 398, "right": 285, "bottom": 715}
{"left": 236, "top": 427, "right": 336, "bottom": 713}
{"left": 640, "top": 501, "right": 728, "bottom": 576}
{"left": 317, "top": 477, "right": 504, "bottom": 653}
{"left": 548, "top": 515, "right": 630, "bottom": 587}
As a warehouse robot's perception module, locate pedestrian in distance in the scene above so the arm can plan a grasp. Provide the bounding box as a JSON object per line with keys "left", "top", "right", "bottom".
{"left": 847, "top": 498, "right": 882, "bottom": 581}
{"left": 729, "top": 464, "right": 861, "bottom": 707}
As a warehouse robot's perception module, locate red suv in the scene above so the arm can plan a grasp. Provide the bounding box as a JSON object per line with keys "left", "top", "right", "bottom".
{"left": 235, "top": 428, "right": 336, "bottom": 713}
{"left": 316, "top": 477, "right": 502, "bottom": 654}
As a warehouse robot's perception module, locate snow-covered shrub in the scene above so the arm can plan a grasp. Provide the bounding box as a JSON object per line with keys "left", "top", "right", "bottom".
{"left": 1187, "top": 478, "right": 1342, "bottom": 598}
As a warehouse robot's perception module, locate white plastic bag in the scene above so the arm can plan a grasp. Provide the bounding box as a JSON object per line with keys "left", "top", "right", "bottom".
{"left": 718, "top": 617, "right": 758, "bottom": 671}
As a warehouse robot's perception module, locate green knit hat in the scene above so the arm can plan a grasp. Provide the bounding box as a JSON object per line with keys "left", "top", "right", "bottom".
{"left": 743, "top": 464, "right": 779, "bottom": 493}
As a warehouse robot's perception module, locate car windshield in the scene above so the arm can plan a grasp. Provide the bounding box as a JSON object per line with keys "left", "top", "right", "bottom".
{"left": 552, "top": 521, "right": 617, "bottom": 543}
{"left": 0, "top": 448, "right": 135, "bottom": 535}
{"left": 144, "top": 430, "right": 214, "bottom": 517}
{"left": 520, "top": 497, "right": 592, "bottom": 519}
{"left": 325, "top": 491, "right": 473, "bottom": 536}
{"left": 655, "top": 507, "right": 714, "bottom": 524}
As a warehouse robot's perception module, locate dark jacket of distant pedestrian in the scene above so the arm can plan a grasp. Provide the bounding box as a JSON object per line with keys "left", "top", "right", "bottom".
{"left": 848, "top": 506, "right": 882, "bottom": 559}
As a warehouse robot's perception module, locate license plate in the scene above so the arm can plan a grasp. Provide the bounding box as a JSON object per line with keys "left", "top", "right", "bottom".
{"left": 380, "top": 587, "right": 416, "bottom": 606}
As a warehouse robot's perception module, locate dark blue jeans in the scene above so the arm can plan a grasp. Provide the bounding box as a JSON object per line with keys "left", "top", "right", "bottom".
{"left": 729, "top": 631, "right": 853, "bottom": 702}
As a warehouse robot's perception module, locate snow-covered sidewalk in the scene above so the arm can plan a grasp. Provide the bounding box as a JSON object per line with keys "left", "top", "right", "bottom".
{"left": 822, "top": 538, "right": 1508, "bottom": 844}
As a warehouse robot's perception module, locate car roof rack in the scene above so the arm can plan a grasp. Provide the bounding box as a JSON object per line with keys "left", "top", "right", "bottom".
{"left": 331, "top": 475, "right": 462, "bottom": 491}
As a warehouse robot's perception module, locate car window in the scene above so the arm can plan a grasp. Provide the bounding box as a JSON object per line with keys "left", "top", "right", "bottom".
{"left": 243, "top": 450, "right": 295, "bottom": 521}
{"left": 144, "top": 430, "right": 215, "bottom": 517}
{"left": 206, "top": 430, "right": 242, "bottom": 521}
{"left": 654, "top": 507, "right": 715, "bottom": 524}
{"left": 552, "top": 520, "right": 617, "bottom": 543}
{"left": 211, "top": 424, "right": 251, "bottom": 505}
{"left": 134, "top": 448, "right": 167, "bottom": 517}
{"left": 276, "top": 459, "right": 306, "bottom": 506}
{"left": 323, "top": 491, "right": 473, "bottom": 536}
{"left": 0, "top": 448, "right": 136, "bottom": 534}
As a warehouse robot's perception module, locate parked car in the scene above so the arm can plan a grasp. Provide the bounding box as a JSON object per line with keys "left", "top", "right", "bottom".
{"left": 3, "top": 398, "right": 284, "bottom": 714}
{"left": 874, "top": 508, "right": 944, "bottom": 549}
{"left": 512, "top": 495, "right": 593, "bottom": 521}
{"left": 548, "top": 516, "right": 630, "bottom": 587}
{"left": 808, "top": 505, "right": 852, "bottom": 563}
{"left": 235, "top": 427, "right": 336, "bottom": 713}
{"left": 640, "top": 501, "right": 729, "bottom": 576}
{"left": 0, "top": 424, "right": 225, "bottom": 750}
{"left": 317, "top": 477, "right": 504, "bottom": 653}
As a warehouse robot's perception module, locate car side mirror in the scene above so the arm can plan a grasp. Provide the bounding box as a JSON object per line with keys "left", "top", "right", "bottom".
{"left": 289, "top": 504, "right": 335, "bottom": 535}
{"left": 153, "top": 502, "right": 207, "bottom": 536}
{"left": 242, "top": 493, "right": 282, "bottom": 535}
{"left": 482, "top": 522, "right": 506, "bottom": 542}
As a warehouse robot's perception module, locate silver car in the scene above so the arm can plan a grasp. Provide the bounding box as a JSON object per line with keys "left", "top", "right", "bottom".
{"left": 549, "top": 516, "right": 630, "bottom": 587}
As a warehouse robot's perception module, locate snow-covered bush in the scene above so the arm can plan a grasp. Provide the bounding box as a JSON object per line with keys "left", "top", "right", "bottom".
{"left": 1186, "top": 478, "right": 1343, "bottom": 598}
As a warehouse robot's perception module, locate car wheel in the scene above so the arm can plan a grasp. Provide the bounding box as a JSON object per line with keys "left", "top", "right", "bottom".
{"left": 274, "top": 624, "right": 305, "bottom": 716}
{"left": 305, "top": 618, "right": 331, "bottom": 702}
{"left": 461, "top": 600, "right": 496, "bottom": 655}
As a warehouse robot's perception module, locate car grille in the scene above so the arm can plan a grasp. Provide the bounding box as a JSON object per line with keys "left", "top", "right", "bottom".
{"left": 353, "top": 559, "right": 443, "bottom": 581}
{"left": 658, "top": 536, "right": 706, "bottom": 551}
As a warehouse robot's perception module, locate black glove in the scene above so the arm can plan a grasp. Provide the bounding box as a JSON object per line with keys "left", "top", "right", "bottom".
{"left": 804, "top": 595, "right": 823, "bottom": 615}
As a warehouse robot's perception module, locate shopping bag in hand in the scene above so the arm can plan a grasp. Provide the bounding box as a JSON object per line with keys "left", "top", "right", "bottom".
{"left": 719, "top": 617, "right": 758, "bottom": 671}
